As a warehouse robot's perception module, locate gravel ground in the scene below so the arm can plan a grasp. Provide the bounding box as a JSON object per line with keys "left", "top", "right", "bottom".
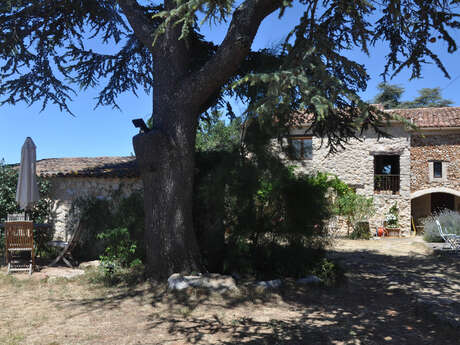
{"left": 0, "top": 237, "right": 458, "bottom": 344}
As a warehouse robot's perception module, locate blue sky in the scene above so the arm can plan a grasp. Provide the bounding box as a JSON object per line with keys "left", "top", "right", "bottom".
{"left": 1, "top": 3, "right": 459, "bottom": 164}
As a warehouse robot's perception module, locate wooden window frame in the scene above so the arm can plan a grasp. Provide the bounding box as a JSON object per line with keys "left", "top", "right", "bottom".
{"left": 289, "top": 136, "right": 313, "bottom": 160}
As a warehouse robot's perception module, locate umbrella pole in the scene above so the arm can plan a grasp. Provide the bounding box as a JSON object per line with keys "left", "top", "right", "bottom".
{"left": 24, "top": 207, "right": 32, "bottom": 221}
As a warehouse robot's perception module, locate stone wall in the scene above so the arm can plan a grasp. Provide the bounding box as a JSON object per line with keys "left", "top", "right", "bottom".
{"left": 410, "top": 132, "right": 460, "bottom": 193}
{"left": 48, "top": 177, "right": 143, "bottom": 240}
{"left": 279, "top": 125, "right": 412, "bottom": 235}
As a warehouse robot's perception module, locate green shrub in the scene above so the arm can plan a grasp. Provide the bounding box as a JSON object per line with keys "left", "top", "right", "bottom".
{"left": 312, "top": 258, "right": 345, "bottom": 287}
{"left": 333, "top": 190, "right": 374, "bottom": 237}
{"left": 87, "top": 260, "right": 145, "bottom": 286}
{"left": 225, "top": 242, "right": 326, "bottom": 280}
{"left": 349, "top": 221, "right": 371, "bottom": 240}
{"left": 97, "top": 227, "right": 139, "bottom": 267}
{"left": 423, "top": 210, "right": 460, "bottom": 242}
{"left": 96, "top": 227, "right": 144, "bottom": 281}
{"left": 194, "top": 146, "right": 343, "bottom": 279}
{"left": 71, "top": 191, "right": 145, "bottom": 264}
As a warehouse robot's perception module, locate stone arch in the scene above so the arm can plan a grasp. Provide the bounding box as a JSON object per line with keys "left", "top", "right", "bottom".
{"left": 411, "top": 187, "right": 460, "bottom": 200}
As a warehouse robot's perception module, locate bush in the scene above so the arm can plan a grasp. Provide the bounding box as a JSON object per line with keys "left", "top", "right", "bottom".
{"left": 423, "top": 210, "right": 460, "bottom": 242}
{"left": 349, "top": 221, "right": 371, "bottom": 240}
{"left": 71, "top": 191, "right": 145, "bottom": 264}
{"left": 224, "top": 241, "right": 326, "bottom": 280}
{"left": 194, "top": 145, "right": 345, "bottom": 279}
{"left": 312, "top": 258, "right": 345, "bottom": 287}
{"left": 97, "top": 227, "right": 139, "bottom": 267}
{"left": 333, "top": 190, "right": 374, "bottom": 237}
{"left": 96, "top": 227, "right": 144, "bottom": 281}
{"left": 87, "top": 260, "right": 145, "bottom": 286}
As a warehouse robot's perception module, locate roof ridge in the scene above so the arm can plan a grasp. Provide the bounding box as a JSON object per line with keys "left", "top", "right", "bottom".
{"left": 37, "top": 156, "right": 134, "bottom": 161}
{"left": 385, "top": 106, "right": 460, "bottom": 111}
{"left": 35, "top": 156, "right": 139, "bottom": 178}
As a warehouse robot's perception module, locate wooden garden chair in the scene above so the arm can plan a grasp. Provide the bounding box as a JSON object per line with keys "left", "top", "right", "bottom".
{"left": 7, "top": 213, "right": 28, "bottom": 221}
{"left": 5, "top": 220, "right": 35, "bottom": 274}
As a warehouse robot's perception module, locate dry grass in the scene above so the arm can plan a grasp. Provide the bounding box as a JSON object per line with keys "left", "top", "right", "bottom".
{"left": 0, "top": 238, "right": 459, "bottom": 344}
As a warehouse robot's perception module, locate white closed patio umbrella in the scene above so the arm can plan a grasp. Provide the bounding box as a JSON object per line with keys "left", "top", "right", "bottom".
{"left": 16, "top": 137, "right": 40, "bottom": 212}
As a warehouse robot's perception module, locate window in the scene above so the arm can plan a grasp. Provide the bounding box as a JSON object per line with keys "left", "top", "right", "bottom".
{"left": 374, "top": 155, "right": 400, "bottom": 193}
{"left": 429, "top": 161, "right": 447, "bottom": 182}
{"left": 433, "top": 161, "right": 442, "bottom": 178}
{"left": 289, "top": 137, "right": 312, "bottom": 160}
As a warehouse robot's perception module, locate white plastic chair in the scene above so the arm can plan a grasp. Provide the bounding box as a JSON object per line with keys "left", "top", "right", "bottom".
{"left": 436, "top": 220, "right": 460, "bottom": 251}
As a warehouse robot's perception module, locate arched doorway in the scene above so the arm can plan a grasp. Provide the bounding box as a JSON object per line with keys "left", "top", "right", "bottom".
{"left": 411, "top": 188, "right": 460, "bottom": 229}
{"left": 431, "top": 192, "right": 455, "bottom": 213}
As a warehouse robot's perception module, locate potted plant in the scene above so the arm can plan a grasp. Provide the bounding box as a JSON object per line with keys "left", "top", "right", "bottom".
{"left": 385, "top": 202, "right": 400, "bottom": 236}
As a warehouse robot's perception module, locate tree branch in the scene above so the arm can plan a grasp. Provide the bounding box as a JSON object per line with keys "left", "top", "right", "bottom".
{"left": 180, "top": 0, "right": 283, "bottom": 109}
{"left": 117, "top": 0, "right": 157, "bottom": 55}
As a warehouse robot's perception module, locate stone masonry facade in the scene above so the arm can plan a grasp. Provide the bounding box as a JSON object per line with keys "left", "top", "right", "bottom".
{"left": 281, "top": 106, "right": 460, "bottom": 236}
{"left": 33, "top": 157, "right": 142, "bottom": 241}
{"left": 280, "top": 125, "right": 412, "bottom": 235}
{"left": 32, "top": 109, "right": 459, "bottom": 240}
{"left": 410, "top": 133, "right": 460, "bottom": 192}
{"left": 49, "top": 177, "right": 143, "bottom": 241}
{"left": 410, "top": 132, "right": 460, "bottom": 219}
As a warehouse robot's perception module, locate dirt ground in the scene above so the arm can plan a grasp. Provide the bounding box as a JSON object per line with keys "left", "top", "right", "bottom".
{"left": 1, "top": 237, "right": 459, "bottom": 345}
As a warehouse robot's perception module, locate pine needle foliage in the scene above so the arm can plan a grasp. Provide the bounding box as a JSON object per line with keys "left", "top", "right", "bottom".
{"left": 372, "top": 82, "right": 405, "bottom": 109}
{"left": 0, "top": 0, "right": 459, "bottom": 149}
{"left": 402, "top": 87, "right": 454, "bottom": 108}
{"left": 373, "top": 83, "right": 453, "bottom": 109}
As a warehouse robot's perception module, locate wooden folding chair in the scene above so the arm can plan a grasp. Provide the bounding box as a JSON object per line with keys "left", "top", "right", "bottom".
{"left": 48, "top": 222, "right": 83, "bottom": 268}
{"left": 5, "top": 221, "right": 35, "bottom": 274}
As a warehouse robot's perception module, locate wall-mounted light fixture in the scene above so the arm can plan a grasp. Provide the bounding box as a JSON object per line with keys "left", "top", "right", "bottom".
{"left": 132, "top": 118, "right": 150, "bottom": 133}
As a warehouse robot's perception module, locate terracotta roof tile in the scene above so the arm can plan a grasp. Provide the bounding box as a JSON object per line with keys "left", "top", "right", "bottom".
{"left": 34, "top": 156, "right": 139, "bottom": 178}
{"left": 385, "top": 106, "right": 460, "bottom": 128}
{"left": 289, "top": 106, "right": 460, "bottom": 129}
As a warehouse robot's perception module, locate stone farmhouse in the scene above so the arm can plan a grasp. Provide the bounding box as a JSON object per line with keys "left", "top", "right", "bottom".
{"left": 281, "top": 106, "right": 460, "bottom": 235}
{"left": 35, "top": 156, "right": 141, "bottom": 241}
{"left": 33, "top": 106, "right": 459, "bottom": 239}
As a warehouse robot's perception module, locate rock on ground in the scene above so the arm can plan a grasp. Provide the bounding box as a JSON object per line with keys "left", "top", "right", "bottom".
{"left": 297, "top": 275, "right": 322, "bottom": 285}
{"left": 1, "top": 266, "right": 86, "bottom": 280}
{"left": 40, "top": 267, "right": 85, "bottom": 280}
{"left": 168, "top": 273, "right": 237, "bottom": 291}
{"left": 79, "top": 260, "right": 101, "bottom": 269}
{"left": 256, "top": 279, "right": 282, "bottom": 289}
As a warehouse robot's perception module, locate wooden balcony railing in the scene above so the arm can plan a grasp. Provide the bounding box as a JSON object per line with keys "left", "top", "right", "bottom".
{"left": 374, "top": 174, "right": 400, "bottom": 194}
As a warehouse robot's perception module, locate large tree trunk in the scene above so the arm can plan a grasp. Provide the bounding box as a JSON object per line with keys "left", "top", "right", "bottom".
{"left": 128, "top": 0, "right": 203, "bottom": 278}
{"left": 120, "top": 0, "right": 281, "bottom": 280}
{"left": 133, "top": 109, "right": 201, "bottom": 278}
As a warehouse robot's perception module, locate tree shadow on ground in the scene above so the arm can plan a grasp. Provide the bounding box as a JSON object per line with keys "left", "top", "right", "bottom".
{"left": 59, "top": 250, "right": 460, "bottom": 344}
